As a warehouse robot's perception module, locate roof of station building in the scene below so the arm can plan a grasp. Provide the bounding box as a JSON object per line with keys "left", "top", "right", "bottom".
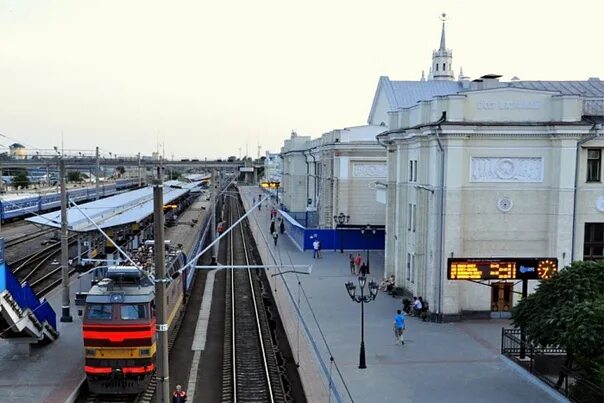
{"left": 26, "top": 184, "right": 188, "bottom": 232}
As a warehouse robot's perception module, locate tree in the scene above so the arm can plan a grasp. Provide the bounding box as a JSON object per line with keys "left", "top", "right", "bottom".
{"left": 67, "top": 171, "right": 82, "bottom": 182}
{"left": 512, "top": 260, "right": 604, "bottom": 391}
{"left": 12, "top": 171, "right": 30, "bottom": 189}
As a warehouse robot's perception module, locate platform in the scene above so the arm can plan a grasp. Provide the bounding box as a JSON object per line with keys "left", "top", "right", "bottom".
{"left": 240, "top": 186, "right": 567, "bottom": 403}
{"left": 0, "top": 274, "right": 89, "bottom": 403}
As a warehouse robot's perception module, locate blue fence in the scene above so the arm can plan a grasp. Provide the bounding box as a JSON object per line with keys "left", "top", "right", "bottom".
{"left": 279, "top": 211, "right": 385, "bottom": 252}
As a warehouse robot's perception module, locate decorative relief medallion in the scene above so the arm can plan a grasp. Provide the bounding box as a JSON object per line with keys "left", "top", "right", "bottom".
{"left": 497, "top": 197, "right": 513, "bottom": 213}
{"left": 596, "top": 196, "right": 604, "bottom": 213}
{"left": 352, "top": 163, "right": 387, "bottom": 178}
{"left": 470, "top": 157, "right": 543, "bottom": 182}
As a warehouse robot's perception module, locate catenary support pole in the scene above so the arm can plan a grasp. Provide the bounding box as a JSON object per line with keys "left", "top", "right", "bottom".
{"left": 153, "top": 170, "right": 170, "bottom": 403}
{"left": 95, "top": 146, "right": 100, "bottom": 200}
{"left": 211, "top": 168, "right": 217, "bottom": 263}
{"left": 60, "top": 158, "right": 72, "bottom": 322}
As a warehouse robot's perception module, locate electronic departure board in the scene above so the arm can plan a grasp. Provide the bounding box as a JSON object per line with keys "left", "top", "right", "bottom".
{"left": 447, "top": 258, "right": 558, "bottom": 280}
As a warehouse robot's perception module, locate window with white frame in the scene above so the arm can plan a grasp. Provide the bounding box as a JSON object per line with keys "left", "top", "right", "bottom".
{"left": 412, "top": 204, "right": 416, "bottom": 232}
{"left": 408, "top": 203, "right": 412, "bottom": 231}
{"left": 411, "top": 254, "right": 415, "bottom": 283}
{"left": 406, "top": 253, "right": 411, "bottom": 281}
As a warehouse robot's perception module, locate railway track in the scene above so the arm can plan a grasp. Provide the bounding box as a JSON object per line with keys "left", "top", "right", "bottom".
{"left": 221, "top": 190, "right": 286, "bottom": 403}
{"left": 4, "top": 228, "right": 54, "bottom": 248}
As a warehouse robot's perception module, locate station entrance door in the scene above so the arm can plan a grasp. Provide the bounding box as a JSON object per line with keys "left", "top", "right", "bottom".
{"left": 490, "top": 282, "right": 513, "bottom": 319}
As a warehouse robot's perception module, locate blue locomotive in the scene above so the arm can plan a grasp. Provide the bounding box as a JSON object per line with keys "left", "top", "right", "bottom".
{"left": 0, "top": 179, "right": 140, "bottom": 222}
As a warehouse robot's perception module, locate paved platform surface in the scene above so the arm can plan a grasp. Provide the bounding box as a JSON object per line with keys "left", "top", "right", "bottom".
{"left": 240, "top": 186, "right": 567, "bottom": 403}
{"left": 0, "top": 275, "right": 88, "bottom": 403}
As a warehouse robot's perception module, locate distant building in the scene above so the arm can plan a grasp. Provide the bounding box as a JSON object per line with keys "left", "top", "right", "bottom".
{"left": 281, "top": 125, "right": 386, "bottom": 228}
{"left": 263, "top": 151, "right": 282, "bottom": 183}
{"left": 9, "top": 143, "right": 27, "bottom": 160}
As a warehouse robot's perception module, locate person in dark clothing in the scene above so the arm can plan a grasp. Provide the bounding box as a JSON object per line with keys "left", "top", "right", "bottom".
{"left": 273, "top": 231, "right": 279, "bottom": 246}
{"left": 172, "top": 385, "right": 187, "bottom": 403}
{"left": 270, "top": 221, "right": 276, "bottom": 234}
{"left": 359, "top": 262, "right": 369, "bottom": 276}
{"left": 279, "top": 219, "right": 285, "bottom": 234}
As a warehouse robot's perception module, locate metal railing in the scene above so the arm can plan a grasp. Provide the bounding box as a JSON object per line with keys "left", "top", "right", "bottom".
{"left": 501, "top": 328, "right": 602, "bottom": 403}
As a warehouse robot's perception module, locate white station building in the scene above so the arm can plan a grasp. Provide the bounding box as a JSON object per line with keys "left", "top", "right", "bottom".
{"left": 280, "top": 125, "right": 386, "bottom": 229}
{"left": 373, "top": 21, "right": 604, "bottom": 320}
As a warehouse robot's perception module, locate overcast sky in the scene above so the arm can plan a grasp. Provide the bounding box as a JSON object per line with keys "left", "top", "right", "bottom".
{"left": 0, "top": 0, "right": 601, "bottom": 159}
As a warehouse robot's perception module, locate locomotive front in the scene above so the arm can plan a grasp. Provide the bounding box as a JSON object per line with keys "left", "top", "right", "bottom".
{"left": 82, "top": 267, "right": 156, "bottom": 394}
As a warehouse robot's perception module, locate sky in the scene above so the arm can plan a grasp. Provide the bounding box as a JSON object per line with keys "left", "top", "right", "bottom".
{"left": 0, "top": 0, "right": 602, "bottom": 159}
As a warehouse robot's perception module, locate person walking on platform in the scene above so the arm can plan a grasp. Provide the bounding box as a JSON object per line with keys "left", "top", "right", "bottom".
{"left": 172, "top": 385, "right": 188, "bottom": 403}
{"left": 312, "top": 239, "right": 320, "bottom": 258}
{"left": 272, "top": 231, "right": 279, "bottom": 246}
{"left": 353, "top": 253, "right": 362, "bottom": 274}
{"left": 279, "top": 219, "right": 285, "bottom": 234}
{"left": 359, "top": 262, "right": 369, "bottom": 277}
{"left": 349, "top": 254, "right": 355, "bottom": 274}
{"left": 270, "top": 221, "right": 276, "bottom": 235}
{"left": 393, "top": 309, "right": 406, "bottom": 345}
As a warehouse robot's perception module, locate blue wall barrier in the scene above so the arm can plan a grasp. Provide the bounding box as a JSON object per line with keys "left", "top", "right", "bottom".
{"left": 279, "top": 211, "right": 385, "bottom": 252}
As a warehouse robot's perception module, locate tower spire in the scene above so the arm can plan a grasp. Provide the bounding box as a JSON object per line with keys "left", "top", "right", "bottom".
{"left": 428, "top": 13, "right": 454, "bottom": 81}
{"left": 439, "top": 15, "right": 446, "bottom": 50}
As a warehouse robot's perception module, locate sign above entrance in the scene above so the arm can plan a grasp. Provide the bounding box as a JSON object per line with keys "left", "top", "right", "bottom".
{"left": 447, "top": 258, "right": 558, "bottom": 280}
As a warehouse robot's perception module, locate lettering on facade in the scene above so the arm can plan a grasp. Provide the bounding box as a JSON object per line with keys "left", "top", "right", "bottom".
{"left": 470, "top": 157, "right": 543, "bottom": 182}
{"left": 476, "top": 100, "right": 541, "bottom": 110}
{"left": 352, "top": 163, "right": 387, "bottom": 178}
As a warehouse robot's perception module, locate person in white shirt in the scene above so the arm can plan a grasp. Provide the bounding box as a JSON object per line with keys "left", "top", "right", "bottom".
{"left": 413, "top": 297, "right": 423, "bottom": 316}
{"left": 312, "top": 239, "right": 320, "bottom": 258}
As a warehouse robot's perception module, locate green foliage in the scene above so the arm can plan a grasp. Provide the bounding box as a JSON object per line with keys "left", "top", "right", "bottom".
{"left": 67, "top": 171, "right": 82, "bottom": 182}
{"left": 12, "top": 171, "right": 30, "bottom": 189}
{"left": 512, "top": 260, "right": 604, "bottom": 359}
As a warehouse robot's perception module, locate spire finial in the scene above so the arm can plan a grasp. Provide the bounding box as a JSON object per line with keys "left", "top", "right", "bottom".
{"left": 421, "top": 70, "right": 426, "bottom": 81}
{"left": 439, "top": 13, "right": 447, "bottom": 50}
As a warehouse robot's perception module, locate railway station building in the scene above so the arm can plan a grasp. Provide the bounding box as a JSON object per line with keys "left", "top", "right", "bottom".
{"left": 373, "top": 21, "right": 604, "bottom": 320}
{"left": 280, "top": 125, "right": 386, "bottom": 229}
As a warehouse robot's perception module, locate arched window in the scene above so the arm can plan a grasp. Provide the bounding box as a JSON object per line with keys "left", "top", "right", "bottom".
{"left": 443, "top": 63, "right": 446, "bottom": 70}
{"left": 435, "top": 64, "right": 439, "bottom": 71}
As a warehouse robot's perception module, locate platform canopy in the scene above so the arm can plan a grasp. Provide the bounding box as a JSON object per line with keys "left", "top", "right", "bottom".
{"left": 26, "top": 185, "right": 188, "bottom": 232}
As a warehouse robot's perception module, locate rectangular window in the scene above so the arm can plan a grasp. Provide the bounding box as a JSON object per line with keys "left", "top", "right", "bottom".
{"left": 412, "top": 204, "right": 417, "bottom": 232}
{"left": 406, "top": 253, "right": 411, "bottom": 281}
{"left": 408, "top": 203, "right": 412, "bottom": 231}
{"left": 409, "top": 160, "right": 413, "bottom": 181}
{"left": 411, "top": 254, "right": 415, "bottom": 284}
{"left": 120, "top": 304, "right": 149, "bottom": 320}
{"left": 587, "top": 149, "right": 601, "bottom": 182}
{"left": 413, "top": 160, "right": 418, "bottom": 182}
{"left": 584, "top": 223, "right": 604, "bottom": 261}
{"left": 86, "top": 304, "right": 113, "bottom": 320}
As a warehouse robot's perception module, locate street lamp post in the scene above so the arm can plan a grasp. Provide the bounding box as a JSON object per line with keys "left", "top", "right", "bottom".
{"left": 360, "top": 224, "right": 376, "bottom": 272}
{"left": 345, "top": 276, "right": 379, "bottom": 369}
{"left": 333, "top": 212, "right": 350, "bottom": 253}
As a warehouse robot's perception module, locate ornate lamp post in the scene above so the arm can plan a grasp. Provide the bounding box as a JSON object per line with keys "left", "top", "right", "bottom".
{"left": 345, "top": 276, "right": 379, "bottom": 369}
{"left": 333, "top": 212, "right": 350, "bottom": 253}
{"left": 360, "top": 224, "right": 376, "bottom": 271}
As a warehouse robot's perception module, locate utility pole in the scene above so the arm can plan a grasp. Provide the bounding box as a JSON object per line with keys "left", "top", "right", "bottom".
{"left": 95, "top": 146, "right": 100, "bottom": 200}
{"left": 60, "top": 158, "right": 72, "bottom": 322}
{"left": 153, "top": 166, "right": 170, "bottom": 403}
{"left": 137, "top": 152, "right": 142, "bottom": 187}
{"left": 211, "top": 168, "right": 217, "bottom": 263}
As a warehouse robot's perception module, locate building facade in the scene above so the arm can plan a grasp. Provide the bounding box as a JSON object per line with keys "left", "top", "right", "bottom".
{"left": 280, "top": 126, "right": 387, "bottom": 228}
{"left": 372, "top": 21, "right": 604, "bottom": 320}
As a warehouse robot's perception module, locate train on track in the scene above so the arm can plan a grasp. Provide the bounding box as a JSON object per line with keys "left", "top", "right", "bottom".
{"left": 82, "top": 247, "right": 187, "bottom": 394}
{"left": 0, "top": 179, "right": 139, "bottom": 222}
